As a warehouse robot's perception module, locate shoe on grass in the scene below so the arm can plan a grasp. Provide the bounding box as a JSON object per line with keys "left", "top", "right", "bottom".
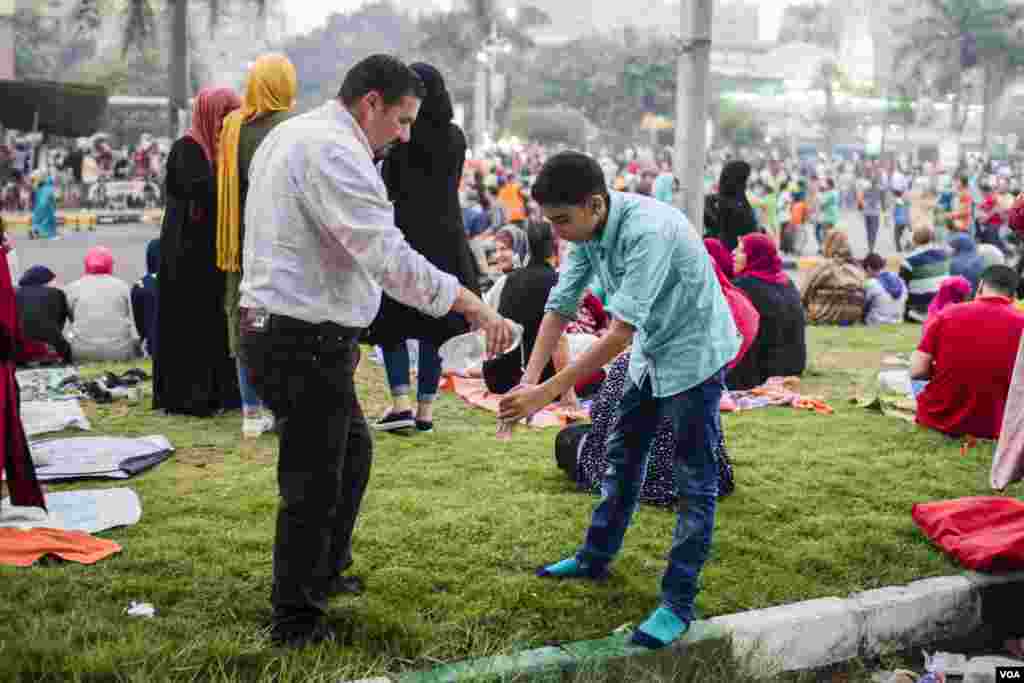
{"left": 242, "top": 414, "right": 275, "bottom": 439}
{"left": 415, "top": 419, "right": 434, "bottom": 433}
{"left": 373, "top": 410, "right": 415, "bottom": 431}
{"left": 270, "top": 620, "right": 336, "bottom": 649}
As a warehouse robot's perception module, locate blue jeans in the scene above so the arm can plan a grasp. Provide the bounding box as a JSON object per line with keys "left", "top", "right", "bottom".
{"left": 236, "top": 356, "right": 263, "bottom": 411}
{"left": 577, "top": 369, "right": 725, "bottom": 623}
{"left": 864, "top": 214, "right": 880, "bottom": 253}
{"left": 382, "top": 340, "right": 443, "bottom": 403}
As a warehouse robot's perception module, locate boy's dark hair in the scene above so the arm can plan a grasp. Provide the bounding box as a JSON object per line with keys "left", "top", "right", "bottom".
{"left": 980, "top": 182, "right": 992, "bottom": 194}
{"left": 980, "top": 264, "right": 1019, "bottom": 296}
{"left": 338, "top": 54, "right": 426, "bottom": 107}
{"left": 826, "top": 178, "right": 835, "bottom": 189}
{"left": 862, "top": 253, "right": 886, "bottom": 272}
{"left": 526, "top": 221, "right": 555, "bottom": 264}
{"left": 531, "top": 151, "right": 609, "bottom": 207}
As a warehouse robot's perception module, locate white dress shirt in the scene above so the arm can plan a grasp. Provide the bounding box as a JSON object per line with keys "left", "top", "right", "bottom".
{"left": 239, "top": 99, "right": 459, "bottom": 328}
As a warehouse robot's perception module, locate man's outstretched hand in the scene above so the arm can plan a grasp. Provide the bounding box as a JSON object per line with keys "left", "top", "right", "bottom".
{"left": 453, "top": 287, "right": 517, "bottom": 358}
{"left": 499, "top": 383, "right": 554, "bottom": 423}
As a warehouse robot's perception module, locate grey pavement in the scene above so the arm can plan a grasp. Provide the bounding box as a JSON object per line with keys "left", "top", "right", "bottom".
{"left": 810, "top": 207, "right": 901, "bottom": 260}
{"left": 12, "top": 222, "right": 159, "bottom": 286}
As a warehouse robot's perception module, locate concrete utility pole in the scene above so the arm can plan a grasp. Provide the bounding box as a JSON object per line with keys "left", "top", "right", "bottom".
{"left": 0, "top": 0, "right": 15, "bottom": 80}
{"left": 169, "top": 0, "right": 191, "bottom": 139}
{"left": 474, "top": 63, "right": 488, "bottom": 151}
{"left": 673, "top": 0, "right": 714, "bottom": 233}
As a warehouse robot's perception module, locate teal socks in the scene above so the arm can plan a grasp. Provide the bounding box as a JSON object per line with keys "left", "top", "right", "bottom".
{"left": 630, "top": 606, "right": 689, "bottom": 649}
{"left": 535, "top": 556, "right": 608, "bottom": 580}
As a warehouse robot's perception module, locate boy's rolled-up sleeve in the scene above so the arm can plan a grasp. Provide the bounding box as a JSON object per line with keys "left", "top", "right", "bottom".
{"left": 545, "top": 243, "right": 593, "bottom": 321}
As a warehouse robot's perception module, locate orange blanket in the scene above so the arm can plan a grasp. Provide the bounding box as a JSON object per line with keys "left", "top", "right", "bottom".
{"left": 439, "top": 374, "right": 588, "bottom": 428}
{"left": 0, "top": 527, "right": 122, "bottom": 566}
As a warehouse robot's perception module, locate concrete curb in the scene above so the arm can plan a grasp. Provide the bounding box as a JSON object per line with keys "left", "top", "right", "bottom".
{"left": 340, "top": 572, "right": 1024, "bottom": 682}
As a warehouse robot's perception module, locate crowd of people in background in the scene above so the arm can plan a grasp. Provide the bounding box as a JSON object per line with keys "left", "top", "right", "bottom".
{"left": 8, "top": 49, "right": 1024, "bottom": 653}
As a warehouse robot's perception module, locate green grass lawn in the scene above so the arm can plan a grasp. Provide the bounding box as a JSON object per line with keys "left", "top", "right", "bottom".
{"left": 2, "top": 324, "right": 1018, "bottom": 682}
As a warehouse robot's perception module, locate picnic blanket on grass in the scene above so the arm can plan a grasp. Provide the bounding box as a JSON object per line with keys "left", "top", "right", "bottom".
{"left": 27, "top": 435, "right": 172, "bottom": 482}
{"left": 0, "top": 488, "right": 141, "bottom": 533}
{"left": 20, "top": 399, "right": 91, "bottom": 437}
{"left": 913, "top": 496, "right": 1024, "bottom": 571}
{"left": 16, "top": 367, "right": 81, "bottom": 402}
{"left": 439, "top": 374, "right": 588, "bottom": 428}
{"left": 723, "top": 377, "right": 834, "bottom": 415}
{"left": 0, "top": 527, "right": 121, "bottom": 566}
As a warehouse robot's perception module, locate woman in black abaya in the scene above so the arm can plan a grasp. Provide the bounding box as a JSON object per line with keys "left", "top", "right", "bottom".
{"left": 366, "top": 63, "right": 480, "bottom": 434}
{"left": 153, "top": 87, "right": 242, "bottom": 416}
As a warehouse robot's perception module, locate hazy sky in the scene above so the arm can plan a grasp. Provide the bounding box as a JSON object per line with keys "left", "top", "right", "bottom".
{"left": 287, "top": 0, "right": 791, "bottom": 40}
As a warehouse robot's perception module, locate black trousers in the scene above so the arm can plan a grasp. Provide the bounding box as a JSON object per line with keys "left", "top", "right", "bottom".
{"left": 240, "top": 311, "right": 373, "bottom": 625}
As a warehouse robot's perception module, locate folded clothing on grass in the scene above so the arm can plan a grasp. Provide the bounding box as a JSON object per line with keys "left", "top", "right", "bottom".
{"left": 0, "top": 488, "right": 141, "bottom": 533}
{"left": 28, "top": 435, "right": 173, "bottom": 482}
{"left": 913, "top": 496, "right": 1024, "bottom": 571}
{"left": 20, "top": 399, "right": 91, "bottom": 438}
{"left": 0, "top": 527, "right": 121, "bottom": 567}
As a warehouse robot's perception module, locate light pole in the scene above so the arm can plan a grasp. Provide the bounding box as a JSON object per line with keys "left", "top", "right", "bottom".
{"left": 473, "top": 7, "right": 516, "bottom": 152}
{"left": 674, "top": 0, "right": 714, "bottom": 228}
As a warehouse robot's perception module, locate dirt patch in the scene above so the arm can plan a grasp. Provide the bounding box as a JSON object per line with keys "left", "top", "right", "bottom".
{"left": 175, "top": 446, "right": 226, "bottom": 468}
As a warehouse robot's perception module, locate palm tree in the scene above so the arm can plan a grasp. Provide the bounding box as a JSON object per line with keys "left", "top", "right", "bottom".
{"left": 892, "top": 0, "right": 1024, "bottom": 155}
{"left": 73, "top": 0, "right": 267, "bottom": 136}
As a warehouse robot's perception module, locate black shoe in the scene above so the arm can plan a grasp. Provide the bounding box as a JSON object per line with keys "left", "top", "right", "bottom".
{"left": 327, "top": 574, "right": 365, "bottom": 596}
{"left": 373, "top": 410, "right": 415, "bottom": 431}
{"left": 270, "top": 620, "right": 336, "bottom": 648}
{"left": 415, "top": 419, "right": 434, "bottom": 433}
{"left": 82, "top": 380, "right": 113, "bottom": 404}
{"left": 122, "top": 368, "right": 150, "bottom": 381}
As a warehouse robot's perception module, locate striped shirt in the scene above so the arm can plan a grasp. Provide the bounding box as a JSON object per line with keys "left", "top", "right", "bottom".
{"left": 900, "top": 245, "right": 950, "bottom": 322}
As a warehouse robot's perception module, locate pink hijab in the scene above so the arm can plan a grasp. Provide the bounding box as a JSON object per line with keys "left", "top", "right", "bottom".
{"left": 739, "top": 233, "right": 789, "bottom": 286}
{"left": 185, "top": 87, "right": 241, "bottom": 167}
{"left": 84, "top": 246, "right": 113, "bottom": 275}
{"left": 704, "top": 238, "right": 735, "bottom": 281}
{"left": 927, "top": 276, "right": 972, "bottom": 322}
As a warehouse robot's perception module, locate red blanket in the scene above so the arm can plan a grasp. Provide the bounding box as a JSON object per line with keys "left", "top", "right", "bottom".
{"left": 912, "top": 496, "right": 1024, "bottom": 571}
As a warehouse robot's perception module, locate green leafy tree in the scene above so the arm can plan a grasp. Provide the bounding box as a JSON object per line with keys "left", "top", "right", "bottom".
{"left": 284, "top": 2, "right": 422, "bottom": 111}
{"left": 892, "top": 0, "right": 1024, "bottom": 153}
{"left": 777, "top": 1, "right": 841, "bottom": 48}
{"left": 71, "top": 0, "right": 269, "bottom": 135}
{"left": 416, "top": 0, "right": 548, "bottom": 134}
{"left": 717, "top": 101, "right": 764, "bottom": 148}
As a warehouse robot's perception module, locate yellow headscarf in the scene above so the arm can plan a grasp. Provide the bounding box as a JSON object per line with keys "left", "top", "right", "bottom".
{"left": 216, "top": 53, "right": 297, "bottom": 272}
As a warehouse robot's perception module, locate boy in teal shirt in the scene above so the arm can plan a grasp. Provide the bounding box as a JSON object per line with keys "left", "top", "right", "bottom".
{"left": 499, "top": 152, "right": 740, "bottom": 649}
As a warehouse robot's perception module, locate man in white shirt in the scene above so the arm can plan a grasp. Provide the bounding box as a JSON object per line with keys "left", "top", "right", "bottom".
{"left": 239, "top": 54, "right": 513, "bottom": 647}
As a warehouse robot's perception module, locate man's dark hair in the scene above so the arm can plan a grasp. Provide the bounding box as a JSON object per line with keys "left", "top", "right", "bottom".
{"left": 338, "top": 54, "right": 426, "bottom": 107}
{"left": 531, "top": 151, "right": 609, "bottom": 207}
{"left": 826, "top": 177, "right": 835, "bottom": 190}
{"left": 862, "top": 253, "right": 886, "bottom": 272}
{"left": 980, "top": 264, "right": 1019, "bottom": 296}
{"left": 526, "top": 221, "right": 555, "bottom": 264}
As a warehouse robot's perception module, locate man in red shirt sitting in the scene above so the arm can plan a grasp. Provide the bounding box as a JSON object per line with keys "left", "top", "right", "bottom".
{"left": 911, "top": 265, "right": 1024, "bottom": 440}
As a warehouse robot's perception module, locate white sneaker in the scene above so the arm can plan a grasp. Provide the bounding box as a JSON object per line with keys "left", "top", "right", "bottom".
{"left": 242, "top": 414, "right": 274, "bottom": 439}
